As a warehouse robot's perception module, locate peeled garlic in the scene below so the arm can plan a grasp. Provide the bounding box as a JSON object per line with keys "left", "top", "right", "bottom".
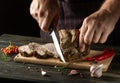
{"left": 41, "top": 68, "right": 47, "bottom": 76}
{"left": 90, "top": 64, "right": 103, "bottom": 78}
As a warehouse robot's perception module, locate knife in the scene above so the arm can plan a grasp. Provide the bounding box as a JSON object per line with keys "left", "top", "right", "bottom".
{"left": 49, "top": 25, "right": 66, "bottom": 63}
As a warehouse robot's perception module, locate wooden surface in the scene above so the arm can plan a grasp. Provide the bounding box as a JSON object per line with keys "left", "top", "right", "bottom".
{"left": 14, "top": 50, "right": 115, "bottom": 72}
{"left": 0, "top": 34, "right": 120, "bottom": 83}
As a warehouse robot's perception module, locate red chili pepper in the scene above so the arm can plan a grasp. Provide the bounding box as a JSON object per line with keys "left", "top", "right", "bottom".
{"left": 84, "top": 48, "right": 115, "bottom": 62}
{"left": 95, "top": 48, "right": 115, "bottom": 61}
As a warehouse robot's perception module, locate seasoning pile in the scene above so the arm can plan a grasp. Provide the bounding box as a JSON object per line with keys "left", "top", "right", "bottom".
{"left": 1, "top": 41, "right": 19, "bottom": 55}
{"left": 0, "top": 41, "right": 19, "bottom": 61}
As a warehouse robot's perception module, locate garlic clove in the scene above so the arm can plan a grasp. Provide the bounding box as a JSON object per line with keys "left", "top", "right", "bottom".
{"left": 41, "top": 68, "right": 47, "bottom": 76}
{"left": 68, "top": 69, "right": 79, "bottom": 76}
{"left": 90, "top": 64, "right": 103, "bottom": 78}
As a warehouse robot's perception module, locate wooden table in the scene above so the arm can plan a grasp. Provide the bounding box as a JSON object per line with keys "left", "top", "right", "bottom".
{"left": 0, "top": 34, "right": 120, "bottom": 83}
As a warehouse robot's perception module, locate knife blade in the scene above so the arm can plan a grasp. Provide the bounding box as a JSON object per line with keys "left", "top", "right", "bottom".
{"left": 49, "top": 26, "right": 66, "bottom": 63}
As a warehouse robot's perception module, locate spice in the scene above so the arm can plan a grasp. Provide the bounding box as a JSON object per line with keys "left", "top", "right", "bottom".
{"left": 1, "top": 41, "right": 19, "bottom": 55}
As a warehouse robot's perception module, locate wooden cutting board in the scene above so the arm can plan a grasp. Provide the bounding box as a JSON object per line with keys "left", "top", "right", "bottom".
{"left": 14, "top": 50, "right": 115, "bottom": 72}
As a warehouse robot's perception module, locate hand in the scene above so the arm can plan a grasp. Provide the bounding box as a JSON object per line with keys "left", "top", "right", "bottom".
{"left": 79, "top": 9, "right": 118, "bottom": 52}
{"left": 30, "top": 0, "right": 59, "bottom": 32}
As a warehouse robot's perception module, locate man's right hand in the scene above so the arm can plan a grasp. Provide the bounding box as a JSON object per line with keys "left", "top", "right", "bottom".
{"left": 30, "top": 0, "right": 60, "bottom": 32}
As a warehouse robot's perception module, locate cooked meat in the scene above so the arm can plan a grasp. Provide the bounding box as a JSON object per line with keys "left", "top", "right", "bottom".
{"left": 28, "top": 42, "right": 58, "bottom": 58}
{"left": 28, "top": 42, "right": 49, "bottom": 58}
{"left": 18, "top": 29, "right": 90, "bottom": 62}
{"left": 43, "top": 43, "right": 58, "bottom": 58}
{"left": 18, "top": 42, "right": 58, "bottom": 58}
{"left": 18, "top": 45, "right": 34, "bottom": 57}
{"left": 59, "top": 29, "right": 90, "bottom": 62}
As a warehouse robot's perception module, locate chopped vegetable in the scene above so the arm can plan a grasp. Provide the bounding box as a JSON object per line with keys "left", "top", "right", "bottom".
{"left": 1, "top": 41, "right": 19, "bottom": 55}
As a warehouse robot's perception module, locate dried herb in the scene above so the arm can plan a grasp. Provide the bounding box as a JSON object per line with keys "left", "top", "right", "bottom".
{"left": 0, "top": 52, "right": 11, "bottom": 62}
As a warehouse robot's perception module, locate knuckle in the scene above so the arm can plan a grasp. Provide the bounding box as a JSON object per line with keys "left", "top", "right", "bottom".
{"left": 39, "top": 10, "right": 45, "bottom": 17}
{"left": 30, "top": 8, "right": 38, "bottom": 18}
{"left": 39, "top": 10, "right": 50, "bottom": 18}
{"left": 45, "top": 10, "right": 51, "bottom": 17}
{"left": 84, "top": 17, "right": 88, "bottom": 23}
{"left": 84, "top": 16, "right": 97, "bottom": 26}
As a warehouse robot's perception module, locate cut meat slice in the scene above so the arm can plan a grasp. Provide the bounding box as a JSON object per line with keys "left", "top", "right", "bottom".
{"left": 18, "top": 42, "right": 58, "bottom": 59}
{"left": 28, "top": 42, "right": 58, "bottom": 58}
{"left": 18, "top": 45, "right": 34, "bottom": 57}
{"left": 43, "top": 43, "right": 58, "bottom": 58}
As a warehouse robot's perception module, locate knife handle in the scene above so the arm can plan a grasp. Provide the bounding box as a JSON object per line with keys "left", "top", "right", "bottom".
{"left": 49, "top": 25, "right": 54, "bottom": 34}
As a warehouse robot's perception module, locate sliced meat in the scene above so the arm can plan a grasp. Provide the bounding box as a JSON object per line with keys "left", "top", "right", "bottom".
{"left": 43, "top": 43, "right": 58, "bottom": 58}
{"left": 28, "top": 42, "right": 58, "bottom": 58}
{"left": 18, "top": 45, "right": 34, "bottom": 57}
{"left": 18, "top": 42, "right": 58, "bottom": 59}
{"left": 28, "top": 42, "right": 48, "bottom": 58}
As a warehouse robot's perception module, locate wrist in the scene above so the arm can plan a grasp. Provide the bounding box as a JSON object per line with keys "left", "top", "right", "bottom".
{"left": 99, "top": 8, "right": 120, "bottom": 23}
{"left": 99, "top": 0, "right": 120, "bottom": 21}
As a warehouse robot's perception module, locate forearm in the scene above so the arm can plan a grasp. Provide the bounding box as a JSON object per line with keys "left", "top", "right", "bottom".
{"left": 100, "top": 0, "right": 120, "bottom": 20}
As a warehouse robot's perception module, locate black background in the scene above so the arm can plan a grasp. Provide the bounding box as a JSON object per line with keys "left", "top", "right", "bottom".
{"left": 0, "top": 0, "right": 120, "bottom": 82}
{"left": 0, "top": 0, "right": 40, "bottom": 37}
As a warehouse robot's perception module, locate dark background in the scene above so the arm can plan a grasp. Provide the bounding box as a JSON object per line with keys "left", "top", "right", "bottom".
{"left": 0, "top": 0, "right": 119, "bottom": 82}
{"left": 0, "top": 0, "right": 40, "bottom": 37}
